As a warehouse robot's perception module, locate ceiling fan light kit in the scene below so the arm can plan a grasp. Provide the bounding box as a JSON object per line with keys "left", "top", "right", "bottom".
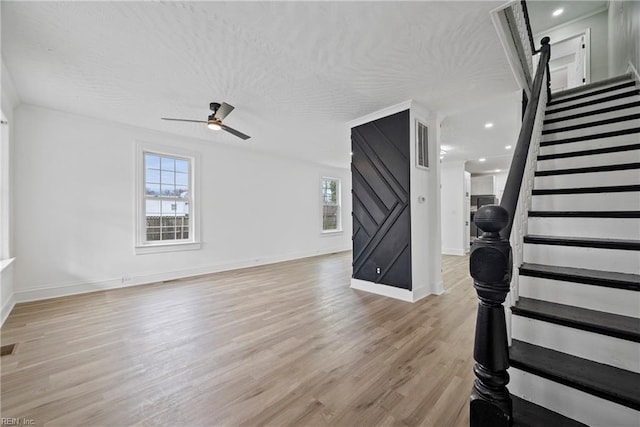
{"left": 161, "top": 102, "right": 250, "bottom": 140}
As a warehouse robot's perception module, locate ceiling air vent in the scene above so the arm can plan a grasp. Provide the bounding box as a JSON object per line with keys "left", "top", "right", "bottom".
{"left": 416, "top": 121, "right": 429, "bottom": 169}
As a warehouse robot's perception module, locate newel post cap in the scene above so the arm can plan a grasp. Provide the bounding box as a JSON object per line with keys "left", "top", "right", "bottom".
{"left": 540, "top": 36, "right": 550, "bottom": 45}
{"left": 474, "top": 205, "right": 509, "bottom": 234}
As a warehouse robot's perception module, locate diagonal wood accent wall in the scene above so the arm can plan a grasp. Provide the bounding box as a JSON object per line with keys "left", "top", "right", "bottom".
{"left": 351, "top": 110, "right": 412, "bottom": 290}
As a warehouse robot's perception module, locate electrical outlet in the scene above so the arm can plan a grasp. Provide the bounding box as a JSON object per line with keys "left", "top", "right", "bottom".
{"left": 376, "top": 267, "right": 381, "bottom": 274}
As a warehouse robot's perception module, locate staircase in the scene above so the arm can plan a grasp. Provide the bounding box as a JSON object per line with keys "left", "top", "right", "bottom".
{"left": 508, "top": 73, "right": 640, "bottom": 426}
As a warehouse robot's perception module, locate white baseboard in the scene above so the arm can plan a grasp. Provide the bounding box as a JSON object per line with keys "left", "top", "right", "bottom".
{"left": 351, "top": 278, "right": 414, "bottom": 302}
{"left": 442, "top": 248, "right": 466, "bottom": 256}
{"left": 14, "top": 246, "right": 351, "bottom": 303}
{"left": 1, "top": 293, "right": 15, "bottom": 327}
{"left": 350, "top": 278, "right": 441, "bottom": 303}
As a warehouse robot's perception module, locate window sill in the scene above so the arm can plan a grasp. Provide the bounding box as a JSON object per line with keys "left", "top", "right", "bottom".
{"left": 321, "top": 230, "right": 343, "bottom": 236}
{"left": 135, "top": 241, "right": 201, "bottom": 255}
{"left": 0, "top": 258, "right": 15, "bottom": 273}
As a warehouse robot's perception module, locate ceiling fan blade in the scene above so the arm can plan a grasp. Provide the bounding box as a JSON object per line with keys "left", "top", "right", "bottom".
{"left": 214, "top": 102, "right": 235, "bottom": 121}
{"left": 221, "top": 124, "right": 250, "bottom": 140}
{"left": 161, "top": 118, "right": 208, "bottom": 123}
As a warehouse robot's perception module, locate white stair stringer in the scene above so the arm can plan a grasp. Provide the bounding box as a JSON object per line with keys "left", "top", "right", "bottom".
{"left": 519, "top": 275, "right": 640, "bottom": 318}
{"left": 511, "top": 316, "right": 640, "bottom": 373}
{"left": 527, "top": 217, "right": 640, "bottom": 240}
{"left": 523, "top": 243, "right": 640, "bottom": 275}
{"left": 509, "top": 367, "right": 640, "bottom": 427}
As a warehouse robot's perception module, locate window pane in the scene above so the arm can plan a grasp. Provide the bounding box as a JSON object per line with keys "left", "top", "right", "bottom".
{"left": 161, "top": 200, "right": 177, "bottom": 215}
{"left": 145, "top": 154, "right": 160, "bottom": 169}
{"left": 175, "top": 159, "right": 189, "bottom": 173}
{"left": 322, "top": 179, "right": 338, "bottom": 204}
{"left": 145, "top": 183, "right": 160, "bottom": 196}
{"left": 146, "top": 168, "right": 160, "bottom": 184}
{"left": 146, "top": 199, "right": 161, "bottom": 215}
{"left": 174, "top": 200, "right": 189, "bottom": 215}
{"left": 160, "top": 184, "right": 177, "bottom": 197}
{"left": 175, "top": 172, "right": 188, "bottom": 186}
{"left": 161, "top": 157, "right": 175, "bottom": 171}
{"left": 323, "top": 205, "right": 339, "bottom": 230}
{"left": 161, "top": 170, "right": 175, "bottom": 186}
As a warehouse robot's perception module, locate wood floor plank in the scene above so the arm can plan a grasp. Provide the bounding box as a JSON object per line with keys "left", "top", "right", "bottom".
{"left": 1, "top": 252, "right": 476, "bottom": 426}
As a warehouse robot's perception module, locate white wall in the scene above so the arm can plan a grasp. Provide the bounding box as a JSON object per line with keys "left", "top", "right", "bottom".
{"left": 471, "top": 175, "right": 495, "bottom": 195}
{"left": 410, "top": 104, "right": 443, "bottom": 297}
{"left": 12, "top": 104, "right": 351, "bottom": 301}
{"left": 608, "top": 0, "right": 640, "bottom": 78}
{"left": 1, "top": 56, "right": 20, "bottom": 325}
{"left": 441, "top": 161, "right": 466, "bottom": 256}
{"left": 537, "top": 9, "right": 609, "bottom": 83}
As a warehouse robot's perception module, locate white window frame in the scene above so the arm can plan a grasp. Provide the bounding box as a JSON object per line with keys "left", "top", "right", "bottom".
{"left": 135, "top": 142, "right": 201, "bottom": 254}
{"left": 321, "top": 177, "right": 342, "bottom": 234}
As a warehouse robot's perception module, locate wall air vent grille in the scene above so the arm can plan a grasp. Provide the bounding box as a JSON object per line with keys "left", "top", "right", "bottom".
{"left": 416, "top": 121, "right": 429, "bottom": 168}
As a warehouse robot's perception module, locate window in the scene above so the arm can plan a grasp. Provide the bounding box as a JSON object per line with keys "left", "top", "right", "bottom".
{"left": 136, "top": 144, "right": 200, "bottom": 253}
{"left": 321, "top": 177, "right": 341, "bottom": 232}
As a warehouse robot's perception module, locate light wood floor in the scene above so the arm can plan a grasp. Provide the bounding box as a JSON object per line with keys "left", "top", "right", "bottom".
{"left": 1, "top": 252, "right": 476, "bottom": 426}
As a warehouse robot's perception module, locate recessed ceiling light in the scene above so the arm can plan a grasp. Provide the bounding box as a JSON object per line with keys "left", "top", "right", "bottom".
{"left": 479, "top": 158, "right": 486, "bottom": 162}
{"left": 552, "top": 8, "right": 563, "bottom": 17}
{"left": 484, "top": 122, "right": 494, "bottom": 129}
{"left": 505, "top": 145, "right": 512, "bottom": 149}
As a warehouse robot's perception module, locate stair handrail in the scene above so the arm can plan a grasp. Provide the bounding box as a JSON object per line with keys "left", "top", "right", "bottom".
{"left": 468, "top": 3, "right": 551, "bottom": 423}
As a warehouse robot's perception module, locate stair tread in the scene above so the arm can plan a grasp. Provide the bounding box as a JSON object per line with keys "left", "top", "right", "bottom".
{"left": 510, "top": 339, "right": 640, "bottom": 410}
{"left": 531, "top": 185, "right": 640, "bottom": 195}
{"left": 511, "top": 394, "right": 588, "bottom": 427}
{"left": 519, "top": 262, "right": 640, "bottom": 291}
{"left": 548, "top": 81, "right": 637, "bottom": 106}
{"left": 524, "top": 234, "right": 640, "bottom": 250}
{"left": 542, "top": 113, "right": 640, "bottom": 135}
{"left": 551, "top": 74, "right": 632, "bottom": 100}
{"left": 534, "top": 162, "right": 640, "bottom": 176}
{"left": 528, "top": 210, "right": 640, "bottom": 218}
{"left": 512, "top": 298, "right": 640, "bottom": 342}
{"left": 546, "top": 89, "right": 640, "bottom": 115}
{"left": 538, "top": 143, "right": 640, "bottom": 159}
{"left": 544, "top": 100, "right": 640, "bottom": 124}
{"left": 540, "top": 126, "right": 640, "bottom": 146}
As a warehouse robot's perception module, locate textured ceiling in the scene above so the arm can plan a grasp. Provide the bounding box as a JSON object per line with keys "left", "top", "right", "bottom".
{"left": 2, "top": 1, "right": 519, "bottom": 168}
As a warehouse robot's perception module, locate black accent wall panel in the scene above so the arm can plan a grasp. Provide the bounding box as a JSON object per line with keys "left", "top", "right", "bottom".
{"left": 351, "top": 110, "right": 411, "bottom": 290}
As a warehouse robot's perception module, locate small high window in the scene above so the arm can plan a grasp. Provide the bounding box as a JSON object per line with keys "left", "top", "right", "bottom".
{"left": 321, "top": 178, "right": 341, "bottom": 232}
